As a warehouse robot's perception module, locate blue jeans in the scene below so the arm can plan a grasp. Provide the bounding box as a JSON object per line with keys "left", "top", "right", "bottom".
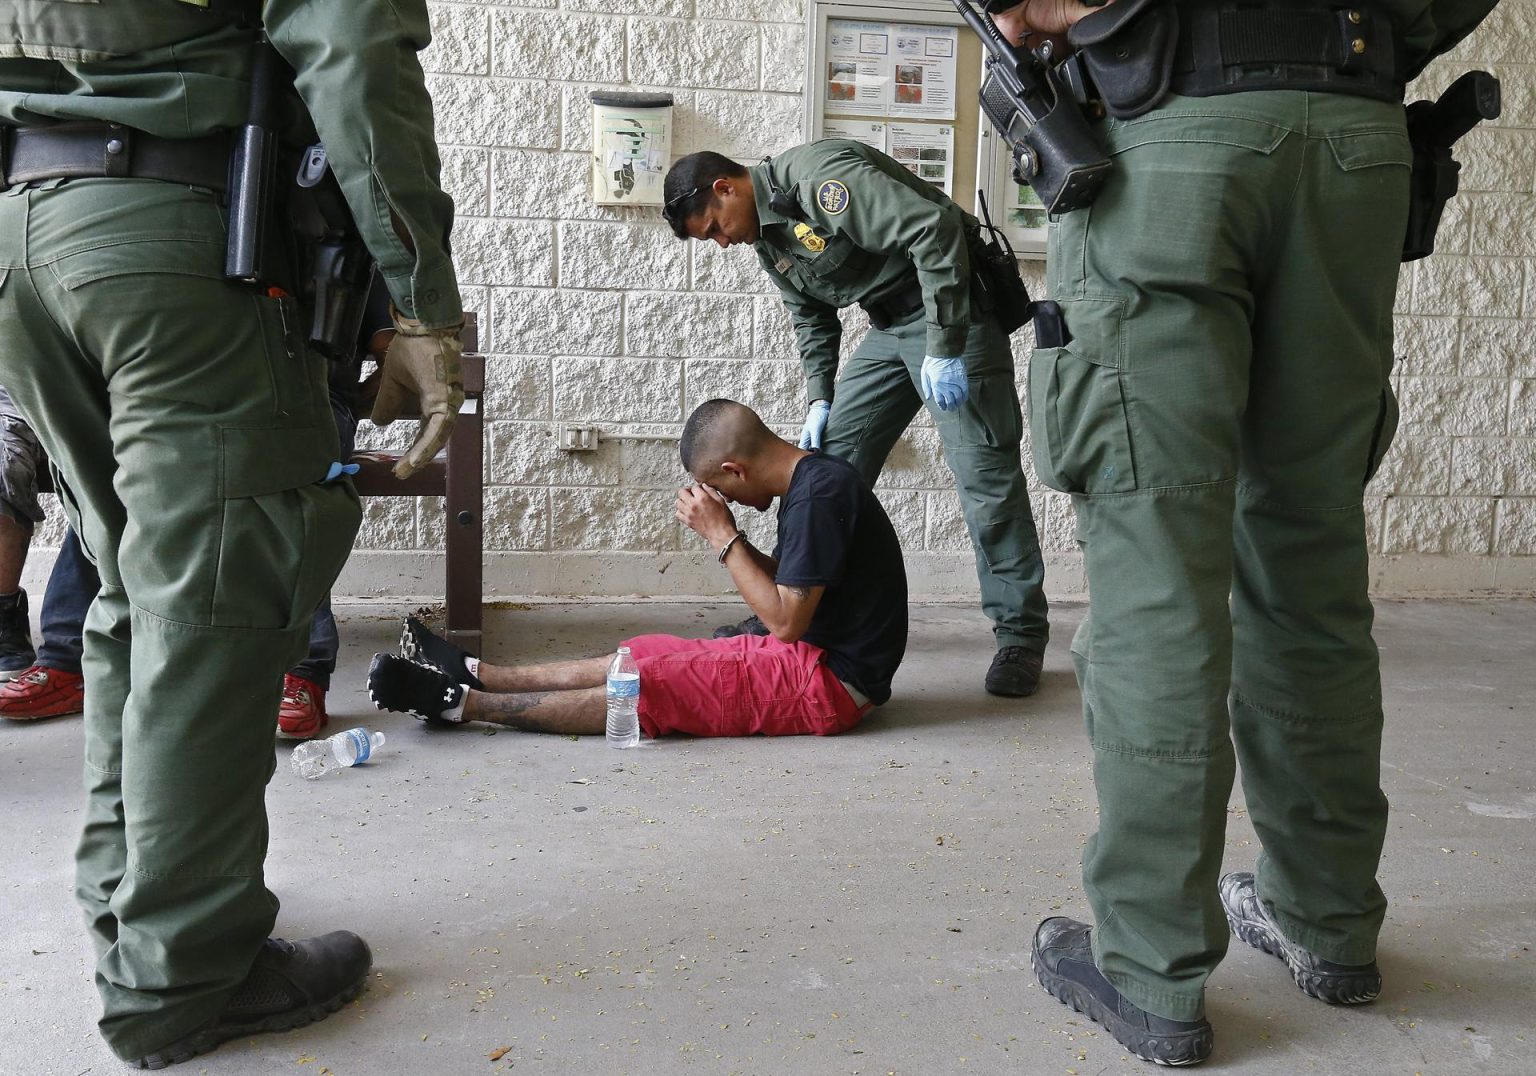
{"left": 41, "top": 391, "right": 359, "bottom": 687}
{"left": 36, "top": 527, "right": 92, "bottom": 674}
{"left": 284, "top": 389, "right": 359, "bottom": 690}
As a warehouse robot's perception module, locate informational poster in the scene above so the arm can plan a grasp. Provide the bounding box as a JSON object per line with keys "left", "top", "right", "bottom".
{"left": 889, "top": 123, "right": 955, "bottom": 196}
{"left": 822, "top": 117, "right": 889, "bottom": 152}
{"left": 824, "top": 19, "right": 887, "bottom": 116}
{"left": 825, "top": 19, "right": 958, "bottom": 121}
{"left": 890, "top": 24, "right": 957, "bottom": 119}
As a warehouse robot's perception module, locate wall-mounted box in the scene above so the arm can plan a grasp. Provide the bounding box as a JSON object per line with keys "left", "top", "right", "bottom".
{"left": 590, "top": 91, "right": 674, "bottom": 207}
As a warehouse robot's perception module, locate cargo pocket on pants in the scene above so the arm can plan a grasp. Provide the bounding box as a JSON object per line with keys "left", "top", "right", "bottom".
{"left": 1027, "top": 298, "right": 1137, "bottom": 494}
{"left": 217, "top": 426, "right": 361, "bottom": 631}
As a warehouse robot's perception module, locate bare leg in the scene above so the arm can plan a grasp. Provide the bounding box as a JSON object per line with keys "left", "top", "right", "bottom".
{"left": 475, "top": 655, "right": 608, "bottom": 694}
{"left": 463, "top": 685, "right": 606, "bottom": 735}
{"left": 0, "top": 517, "right": 29, "bottom": 593}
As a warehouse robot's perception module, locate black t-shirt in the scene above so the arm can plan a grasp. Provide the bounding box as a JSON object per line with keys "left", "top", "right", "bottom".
{"left": 772, "top": 453, "right": 908, "bottom": 705}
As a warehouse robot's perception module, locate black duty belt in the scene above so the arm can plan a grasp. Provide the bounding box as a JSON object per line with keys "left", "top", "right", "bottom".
{"left": 1, "top": 122, "right": 231, "bottom": 192}
{"left": 862, "top": 274, "right": 925, "bottom": 332}
{"left": 1170, "top": 0, "right": 1403, "bottom": 102}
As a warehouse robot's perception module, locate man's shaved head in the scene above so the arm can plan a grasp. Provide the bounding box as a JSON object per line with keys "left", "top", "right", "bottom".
{"left": 679, "top": 399, "right": 773, "bottom": 479}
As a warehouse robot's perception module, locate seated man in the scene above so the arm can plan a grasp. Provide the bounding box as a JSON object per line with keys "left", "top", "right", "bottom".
{"left": 368, "top": 398, "right": 908, "bottom": 736}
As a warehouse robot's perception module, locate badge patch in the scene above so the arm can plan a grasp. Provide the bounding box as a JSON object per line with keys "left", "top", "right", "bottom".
{"left": 816, "top": 179, "right": 850, "bottom": 215}
{"left": 793, "top": 222, "right": 827, "bottom": 253}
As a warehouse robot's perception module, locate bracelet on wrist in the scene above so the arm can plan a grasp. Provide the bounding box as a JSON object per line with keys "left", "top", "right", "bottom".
{"left": 717, "top": 530, "right": 746, "bottom": 565}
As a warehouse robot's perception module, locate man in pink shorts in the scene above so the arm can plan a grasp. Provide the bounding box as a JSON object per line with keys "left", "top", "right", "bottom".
{"left": 367, "top": 399, "right": 908, "bottom": 737}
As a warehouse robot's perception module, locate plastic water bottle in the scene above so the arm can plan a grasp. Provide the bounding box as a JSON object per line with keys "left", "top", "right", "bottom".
{"left": 606, "top": 646, "right": 640, "bottom": 749}
{"left": 291, "top": 727, "right": 386, "bottom": 780}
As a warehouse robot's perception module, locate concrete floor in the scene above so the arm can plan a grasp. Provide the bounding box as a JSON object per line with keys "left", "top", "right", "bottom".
{"left": 2, "top": 599, "right": 1532, "bottom": 1076}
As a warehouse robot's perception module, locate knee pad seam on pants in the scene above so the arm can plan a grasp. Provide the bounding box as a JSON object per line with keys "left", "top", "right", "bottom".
{"left": 1235, "top": 479, "right": 1364, "bottom": 515}
{"left": 130, "top": 600, "right": 304, "bottom": 637}
{"left": 1077, "top": 477, "right": 1236, "bottom": 502}
{"left": 1091, "top": 740, "right": 1222, "bottom": 762}
{"left": 1231, "top": 689, "right": 1381, "bottom": 728}
{"left": 127, "top": 859, "right": 260, "bottom": 882}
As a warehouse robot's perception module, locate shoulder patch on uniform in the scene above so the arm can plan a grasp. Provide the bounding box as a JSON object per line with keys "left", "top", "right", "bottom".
{"left": 793, "top": 222, "right": 826, "bottom": 253}
{"left": 816, "top": 180, "right": 850, "bottom": 215}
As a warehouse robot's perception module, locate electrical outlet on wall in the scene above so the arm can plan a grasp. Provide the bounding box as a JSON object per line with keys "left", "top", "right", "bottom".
{"left": 559, "top": 425, "right": 599, "bottom": 452}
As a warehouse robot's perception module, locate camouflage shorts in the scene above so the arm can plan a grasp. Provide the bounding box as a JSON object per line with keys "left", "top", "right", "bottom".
{"left": 0, "top": 386, "right": 46, "bottom": 531}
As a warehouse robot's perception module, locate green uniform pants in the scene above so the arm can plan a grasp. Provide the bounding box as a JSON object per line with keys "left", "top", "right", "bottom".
{"left": 1031, "top": 91, "right": 1408, "bottom": 1020}
{"left": 0, "top": 178, "right": 360, "bottom": 1059}
{"left": 823, "top": 308, "right": 1049, "bottom": 652}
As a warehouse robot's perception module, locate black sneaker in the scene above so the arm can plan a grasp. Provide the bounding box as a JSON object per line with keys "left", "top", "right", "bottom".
{"left": 128, "top": 931, "right": 372, "bottom": 1070}
{"left": 711, "top": 613, "right": 770, "bottom": 640}
{"left": 985, "top": 645, "right": 1043, "bottom": 697}
{"left": 0, "top": 589, "right": 36, "bottom": 680}
{"left": 399, "top": 615, "right": 483, "bottom": 690}
{"left": 368, "top": 652, "right": 466, "bottom": 723}
{"left": 1032, "top": 917, "right": 1214, "bottom": 1066}
{"left": 1219, "top": 872, "right": 1382, "bottom": 1005}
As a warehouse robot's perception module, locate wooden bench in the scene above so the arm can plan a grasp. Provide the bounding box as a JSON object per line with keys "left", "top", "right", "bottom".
{"left": 351, "top": 315, "right": 485, "bottom": 656}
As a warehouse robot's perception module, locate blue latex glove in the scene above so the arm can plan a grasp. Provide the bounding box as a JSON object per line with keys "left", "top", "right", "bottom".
{"left": 323, "top": 461, "right": 361, "bottom": 483}
{"left": 798, "top": 400, "right": 831, "bottom": 450}
{"left": 920, "top": 355, "right": 968, "bottom": 412}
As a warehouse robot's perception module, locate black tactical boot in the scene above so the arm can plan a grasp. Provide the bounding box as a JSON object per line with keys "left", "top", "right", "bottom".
{"left": 1219, "top": 872, "right": 1382, "bottom": 1005}
{"left": 985, "top": 645, "right": 1042, "bottom": 697}
{"left": 1032, "top": 917, "right": 1214, "bottom": 1066}
{"left": 128, "top": 931, "right": 372, "bottom": 1070}
{"left": 711, "top": 613, "right": 770, "bottom": 639}
{"left": 0, "top": 589, "right": 36, "bottom": 680}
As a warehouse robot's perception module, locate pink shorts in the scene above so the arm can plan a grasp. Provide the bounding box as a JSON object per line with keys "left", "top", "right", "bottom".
{"left": 621, "top": 633, "right": 873, "bottom": 738}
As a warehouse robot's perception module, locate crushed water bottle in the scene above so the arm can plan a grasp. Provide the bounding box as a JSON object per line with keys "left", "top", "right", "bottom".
{"left": 292, "top": 727, "right": 386, "bottom": 780}
{"left": 606, "top": 646, "right": 640, "bottom": 749}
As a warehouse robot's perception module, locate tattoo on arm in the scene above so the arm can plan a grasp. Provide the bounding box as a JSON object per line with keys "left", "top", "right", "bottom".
{"left": 788, "top": 585, "right": 811, "bottom": 599}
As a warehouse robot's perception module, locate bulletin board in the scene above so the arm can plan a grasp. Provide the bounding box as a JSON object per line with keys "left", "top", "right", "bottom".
{"left": 804, "top": 0, "right": 1047, "bottom": 258}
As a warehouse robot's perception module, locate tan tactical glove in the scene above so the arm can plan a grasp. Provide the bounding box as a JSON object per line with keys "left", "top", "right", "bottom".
{"left": 371, "top": 305, "right": 466, "bottom": 479}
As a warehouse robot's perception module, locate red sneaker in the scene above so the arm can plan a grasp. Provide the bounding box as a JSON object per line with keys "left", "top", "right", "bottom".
{"left": 0, "top": 665, "right": 85, "bottom": 721}
{"left": 277, "top": 674, "right": 328, "bottom": 740}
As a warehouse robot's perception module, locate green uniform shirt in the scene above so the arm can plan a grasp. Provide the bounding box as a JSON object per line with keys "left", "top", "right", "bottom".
{"left": 0, "top": 0, "right": 461, "bottom": 328}
{"left": 752, "top": 140, "right": 981, "bottom": 405}
{"left": 1386, "top": 0, "right": 1501, "bottom": 80}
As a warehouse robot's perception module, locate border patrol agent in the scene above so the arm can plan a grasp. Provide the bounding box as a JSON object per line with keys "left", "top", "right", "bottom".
{"left": 0, "top": 0, "right": 463, "bottom": 1065}
{"left": 663, "top": 141, "right": 1051, "bottom": 698}
{"left": 984, "top": 0, "right": 1499, "bottom": 1063}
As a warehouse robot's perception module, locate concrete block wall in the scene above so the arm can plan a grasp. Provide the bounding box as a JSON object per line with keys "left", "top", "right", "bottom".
{"left": 338, "top": 0, "right": 1536, "bottom": 599}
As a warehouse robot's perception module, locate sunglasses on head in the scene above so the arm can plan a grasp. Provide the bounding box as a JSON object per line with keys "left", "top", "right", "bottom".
{"left": 662, "top": 185, "right": 704, "bottom": 226}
